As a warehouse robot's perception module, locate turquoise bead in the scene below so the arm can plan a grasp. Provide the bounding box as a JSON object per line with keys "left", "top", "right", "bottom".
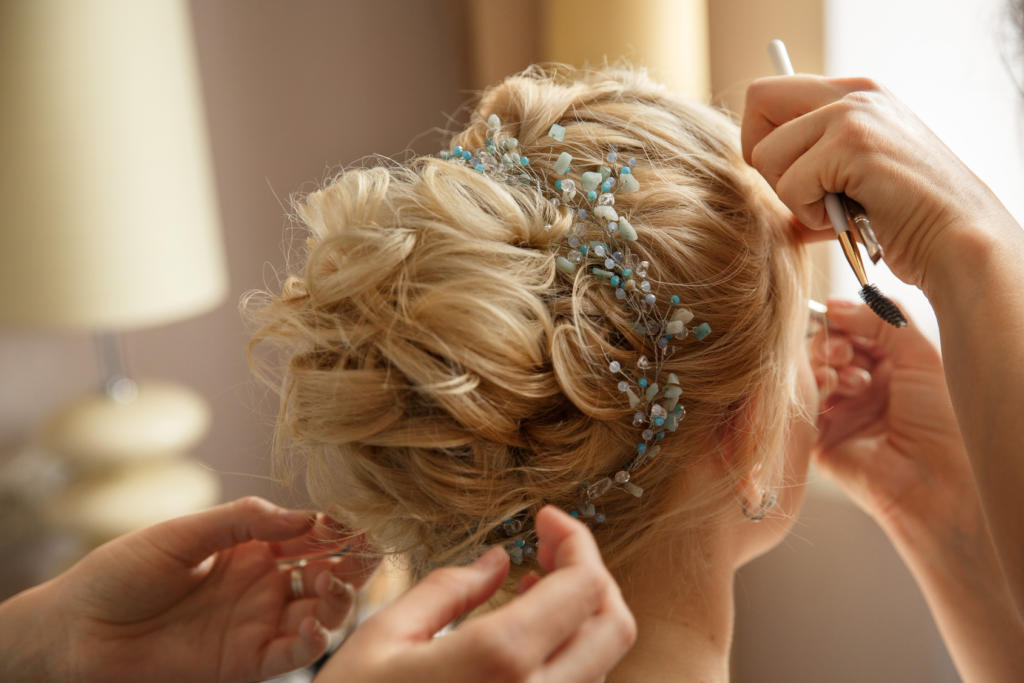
{"left": 674, "top": 405, "right": 683, "bottom": 414}
{"left": 555, "top": 179, "right": 563, "bottom": 190}
{"left": 520, "top": 156, "right": 529, "bottom": 165}
{"left": 693, "top": 322, "right": 712, "bottom": 340}
{"left": 621, "top": 268, "right": 632, "bottom": 278}
{"left": 475, "top": 164, "right": 484, "bottom": 172}
{"left": 569, "top": 510, "right": 579, "bottom": 518}
{"left": 620, "top": 166, "right": 631, "bottom": 174}
{"left": 610, "top": 275, "right": 621, "bottom": 286}
{"left": 637, "top": 443, "right": 647, "bottom": 454}
{"left": 453, "top": 145, "right": 463, "bottom": 155}
{"left": 461, "top": 150, "right": 471, "bottom": 160}
{"left": 656, "top": 431, "right": 665, "bottom": 440}
{"left": 670, "top": 294, "right": 680, "bottom": 305}
{"left": 653, "top": 416, "right": 665, "bottom": 426}
{"left": 514, "top": 538, "right": 525, "bottom": 547}
{"left": 587, "top": 190, "right": 597, "bottom": 201}
{"left": 601, "top": 180, "right": 612, "bottom": 192}
{"left": 579, "top": 245, "right": 589, "bottom": 254}
{"left": 638, "top": 377, "right": 648, "bottom": 388}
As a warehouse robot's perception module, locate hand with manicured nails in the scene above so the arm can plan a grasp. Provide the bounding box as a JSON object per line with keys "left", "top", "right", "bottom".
{"left": 0, "top": 496, "right": 376, "bottom": 682}
{"left": 811, "top": 301, "right": 1024, "bottom": 681}
{"left": 314, "top": 505, "right": 637, "bottom": 683}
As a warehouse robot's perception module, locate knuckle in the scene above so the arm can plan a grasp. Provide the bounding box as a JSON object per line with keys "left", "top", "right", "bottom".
{"left": 615, "top": 606, "right": 638, "bottom": 649}
{"left": 748, "top": 142, "right": 774, "bottom": 180}
{"left": 744, "top": 77, "right": 772, "bottom": 105}
{"left": 236, "top": 496, "right": 272, "bottom": 516}
{"left": 470, "top": 627, "right": 528, "bottom": 681}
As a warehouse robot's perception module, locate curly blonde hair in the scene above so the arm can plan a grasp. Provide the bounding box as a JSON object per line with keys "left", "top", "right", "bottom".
{"left": 246, "top": 64, "right": 809, "bottom": 582}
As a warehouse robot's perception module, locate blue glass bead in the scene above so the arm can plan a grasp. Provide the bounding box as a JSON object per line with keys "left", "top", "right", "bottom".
{"left": 579, "top": 245, "right": 589, "bottom": 254}
{"left": 657, "top": 337, "right": 668, "bottom": 349}
{"left": 620, "top": 166, "right": 631, "bottom": 174}
{"left": 653, "top": 416, "right": 665, "bottom": 427}
{"left": 595, "top": 513, "right": 606, "bottom": 523}
{"left": 621, "top": 268, "right": 632, "bottom": 278}
{"left": 656, "top": 431, "right": 666, "bottom": 440}
{"left": 587, "top": 190, "right": 597, "bottom": 201}
{"left": 670, "top": 294, "right": 680, "bottom": 305}
{"left": 610, "top": 275, "right": 620, "bottom": 286}
{"left": 569, "top": 510, "right": 579, "bottom": 518}
{"left": 453, "top": 145, "right": 463, "bottom": 155}
{"left": 461, "top": 150, "right": 471, "bottom": 160}
{"left": 514, "top": 538, "right": 525, "bottom": 547}
{"left": 612, "top": 250, "right": 623, "bottom": 262}
{"left": 524, "top": 546, "right": 534, "bottom": 555}
{"left": 555, "top": 179, "right": 563, "bottom": 190}
{"left": 520, "top": 156, "right": 529, "bottom": 165}
{"left": 637, "top": 443, "right": 647, "bottom": 454}
{"left": 601, "top": 180, "right": 612, "bottom": 192}
{"left": 674, "top": 405, "right": 683, "bottom": 414}
{"left": 638, "top": 377, "right": 648, "bottom": 388}
{"left": 475, "top": 164, "right": 484, "bottom": 172}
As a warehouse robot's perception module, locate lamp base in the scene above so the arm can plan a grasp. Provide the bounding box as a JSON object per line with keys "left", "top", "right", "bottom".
{"left": 40, "top": 380, "right": 211, "bottom": 467}
{"left": 47, "top": 456, "right": 220, "bottom": 542}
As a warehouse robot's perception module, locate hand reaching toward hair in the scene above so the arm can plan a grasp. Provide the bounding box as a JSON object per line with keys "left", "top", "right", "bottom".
{"left": 314, "top": 505, "right": 637, "bottom": 683}
{"left": 0, "top": 496, "right": 376, "bottom": 682}
{"left": 811, "top": 300, "right": 1024, "bottom": 681}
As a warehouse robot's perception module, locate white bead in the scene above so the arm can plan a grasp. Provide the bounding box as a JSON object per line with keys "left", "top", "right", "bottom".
{"left": 609, "top": 360, "right": 621, "bottom": 373}
{"left": 645, "top": 293, "right": 656, "bottom": 305}
{"left": 597, "top": 192, "right": 615, "bottom": 206}
{"left": 617, "top": 380, "right": 629, "bottom": 392}
{"left": 614, "top": 470, "right": 630, "bottom": 484}
{"left": 604, "top": 257, "right": 615, "bottom": 269}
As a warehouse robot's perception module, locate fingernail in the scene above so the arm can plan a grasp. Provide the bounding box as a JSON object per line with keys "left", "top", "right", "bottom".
{"left": 328, "top": 576, "right": 355, "bottom": 598}
{"left": 847, "top": 368, "right": 872, "bottom": 388}
{"left": 474, "top": 546, "right": 507, "bottom": 572}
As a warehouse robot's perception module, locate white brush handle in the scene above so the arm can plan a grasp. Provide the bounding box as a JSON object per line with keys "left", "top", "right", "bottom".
{"left": 768, "top": 39, "right": 848, "bottom": 236}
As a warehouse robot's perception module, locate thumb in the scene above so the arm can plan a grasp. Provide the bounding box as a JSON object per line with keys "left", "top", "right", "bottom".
{"left": 138, "top": 496, "right": 315, "bottom": 567}
{"left": 369, "top": 547, "right": 510, "bottom": 642}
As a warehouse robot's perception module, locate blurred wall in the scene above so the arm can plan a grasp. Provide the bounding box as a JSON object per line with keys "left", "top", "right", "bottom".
{"left": 0, "top": 0, "right": 470, "bottom": 513}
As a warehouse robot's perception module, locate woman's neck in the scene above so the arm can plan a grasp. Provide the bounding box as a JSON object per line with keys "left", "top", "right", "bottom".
{"left": 609, "top": 535, "right": 737, "bottom": 683}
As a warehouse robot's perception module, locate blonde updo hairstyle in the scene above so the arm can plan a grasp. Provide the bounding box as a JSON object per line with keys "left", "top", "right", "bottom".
{"left": 247, "top": 65, "right": 809, "bottom": 583}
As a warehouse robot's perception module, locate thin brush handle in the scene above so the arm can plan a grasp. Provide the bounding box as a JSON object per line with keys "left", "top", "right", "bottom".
{"left": 769, "top": 40, "right": 868, "bottom": 282}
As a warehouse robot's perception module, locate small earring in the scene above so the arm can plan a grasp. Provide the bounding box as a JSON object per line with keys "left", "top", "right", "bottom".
{"left": 741, "top": 488, "right": 777, "bottom": 522}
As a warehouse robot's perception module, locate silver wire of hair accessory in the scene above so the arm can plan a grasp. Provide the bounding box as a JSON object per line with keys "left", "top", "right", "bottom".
{"left": 440, "top": 114, "right": 714, "bottom": 564}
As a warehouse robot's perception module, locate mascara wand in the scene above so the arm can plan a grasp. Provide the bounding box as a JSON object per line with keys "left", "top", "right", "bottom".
{"left": 768, "top": 39, "right": 907, "bottom": 328}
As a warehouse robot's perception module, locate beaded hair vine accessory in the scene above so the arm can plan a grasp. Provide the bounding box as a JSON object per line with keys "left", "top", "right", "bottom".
{"left": 439, "top": 114, "right": 713, "bottom": 565}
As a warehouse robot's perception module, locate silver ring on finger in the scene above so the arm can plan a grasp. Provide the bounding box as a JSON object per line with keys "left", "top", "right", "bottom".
{"left": 290, "top": 567, "right": 304, "bottom": 598}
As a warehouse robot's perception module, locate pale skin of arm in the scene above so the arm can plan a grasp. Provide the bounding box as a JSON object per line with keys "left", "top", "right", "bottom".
{"left": 742, "top": 74, "right": 1024, "bottom": 617}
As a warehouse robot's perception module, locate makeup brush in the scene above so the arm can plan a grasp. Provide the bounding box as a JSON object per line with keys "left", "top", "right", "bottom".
{"left": 768, "top": 39, "right": 907, "bottom": 328}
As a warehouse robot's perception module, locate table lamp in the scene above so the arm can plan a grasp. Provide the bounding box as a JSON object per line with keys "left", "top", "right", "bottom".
{"left": 0, "top": 0, "right": 225, "bottom": 541}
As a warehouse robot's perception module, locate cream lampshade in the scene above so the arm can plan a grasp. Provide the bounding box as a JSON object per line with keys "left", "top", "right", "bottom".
{"left": 0, "top": 0, "right": 225, "bottom": 539}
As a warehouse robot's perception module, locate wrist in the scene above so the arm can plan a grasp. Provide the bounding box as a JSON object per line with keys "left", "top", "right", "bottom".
{"left": 0, "top": 580, "right": 67, "bottom": 681}
{"left": 921, "top": 212, "right": 1021, "bottom": 307}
